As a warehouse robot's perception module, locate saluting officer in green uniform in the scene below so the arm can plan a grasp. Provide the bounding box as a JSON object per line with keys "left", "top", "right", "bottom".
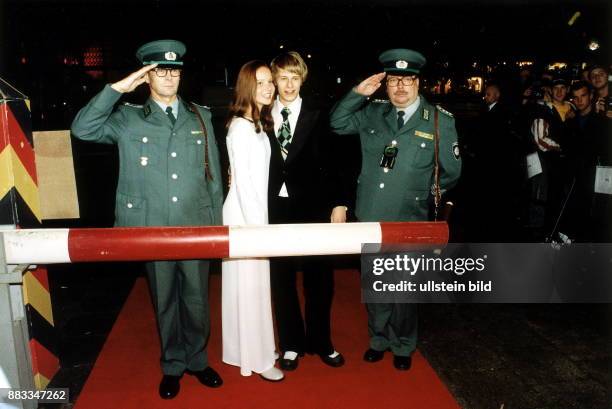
{"left": 71, "top": 40, "right": 223, "bottom": 399}
{"left": 330, "top": 49, "right": 461, "bottom": 371}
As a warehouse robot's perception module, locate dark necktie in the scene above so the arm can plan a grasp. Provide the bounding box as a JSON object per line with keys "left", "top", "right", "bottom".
{"left": 277, "top": 107, "right": 292, "bottom": 157}
{"left": 166, "top": 106, "right": 176, "bottom": 126}
{"left": 397, "top": 110, "right": 405, "bottom": 129}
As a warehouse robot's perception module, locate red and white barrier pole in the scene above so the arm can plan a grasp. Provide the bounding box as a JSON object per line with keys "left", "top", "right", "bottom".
{"left": 2, "top": 222, "right": 448, "bottom": 264}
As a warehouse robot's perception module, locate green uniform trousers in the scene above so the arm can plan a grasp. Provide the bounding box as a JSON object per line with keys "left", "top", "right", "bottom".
{"left": 365, "top": 302, "right": 417, "bottom": 357}
{"left": 145, "top": 260, "right": 210, "bottom": 376}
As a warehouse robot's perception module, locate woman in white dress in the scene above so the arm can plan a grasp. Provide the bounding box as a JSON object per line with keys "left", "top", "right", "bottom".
{"left": 221, "top": 60, "right": 284, "bottom": 382}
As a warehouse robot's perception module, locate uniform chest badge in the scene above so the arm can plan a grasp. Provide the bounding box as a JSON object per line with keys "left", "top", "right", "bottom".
{"left": 191, "top": 130, "right": 204, "bottom": 135}
{"left": 380, "top": 143, "right": 398, "bottom": 170}
{"left": 415, "top": 130, "right": 434, "bottom": 140}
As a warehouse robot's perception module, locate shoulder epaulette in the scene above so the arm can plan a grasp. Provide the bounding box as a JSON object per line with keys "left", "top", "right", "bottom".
{"left": 436, "top": 105, "right": 454, "bottom": 118}
{"left": 190, "top": 102, "right": 211, "bottom": 111}
{"left": 121, "top": 102, "right": 143, "bottom": 109}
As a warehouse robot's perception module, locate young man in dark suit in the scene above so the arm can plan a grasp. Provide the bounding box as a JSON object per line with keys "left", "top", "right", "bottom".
{"left": 268, "top": 51, "right": 347, "bottom": 370}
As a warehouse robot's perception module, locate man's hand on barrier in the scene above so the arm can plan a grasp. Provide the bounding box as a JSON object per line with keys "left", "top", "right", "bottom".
{"left": 330, "top": 206, "right": 348, "bottom": 223}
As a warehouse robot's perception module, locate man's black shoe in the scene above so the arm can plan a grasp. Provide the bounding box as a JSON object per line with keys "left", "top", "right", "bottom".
{"left": 363, "top": 348, "right": 385, "bottom": 363}
{"left": 318, "top": 351, "right": 345, "bottom": 367}
{"left": 187, "top": 367, "right": 223, "bottom": 388}
{"left": 393, "top": 355, "right": 412, "bottom": 371}
{"left": 279, "top": 351, "right": 303, "bottom": 371}
{"left": 159, "top": 375, "right": 181, "bottom": 399}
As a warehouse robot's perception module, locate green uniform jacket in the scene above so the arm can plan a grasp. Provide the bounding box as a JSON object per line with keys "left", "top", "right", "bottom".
{"left": 71, "top": 85, "right": 223, "bottom": 227}
{"left": 330, "top": 90, "right": 461, "bottom": 222}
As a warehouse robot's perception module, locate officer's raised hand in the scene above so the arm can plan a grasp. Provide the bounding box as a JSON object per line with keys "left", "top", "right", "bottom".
{"left": 355, "top": 72, "right": 386, "bottom": 96}
{"left": 111, "top": 63, "right": 158, "bottom": 93}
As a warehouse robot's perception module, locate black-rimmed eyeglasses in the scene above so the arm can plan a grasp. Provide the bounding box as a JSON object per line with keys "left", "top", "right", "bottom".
{"left": 387, "top": 76, "right": 417, "bottom": 87}
{"left": 153, "top": 68, "right": 182, "bottom": 77}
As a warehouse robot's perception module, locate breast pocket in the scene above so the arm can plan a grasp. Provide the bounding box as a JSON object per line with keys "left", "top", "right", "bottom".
{"left": 361, "top": 127, "right": 386, "bottom": 154}
{"left": 128, "top": 134, "right": 161, "bottom": 166}
{"left": 187, "top": 137, "right": 205, "bottom": 166}
{"left": 411, "top": 139, "right": 434, "bottom": 169}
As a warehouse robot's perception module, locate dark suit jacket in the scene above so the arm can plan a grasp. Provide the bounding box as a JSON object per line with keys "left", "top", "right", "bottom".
{"left": 267, "top": 99, "right": 347, "bottom": 223}
{"left": 474, "top": 102, "right": 521, "bottom": 174}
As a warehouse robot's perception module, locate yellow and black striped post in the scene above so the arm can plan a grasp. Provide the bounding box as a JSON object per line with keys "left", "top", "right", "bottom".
{"left": 0, "top": 76, "right": 58, "bottom": 390}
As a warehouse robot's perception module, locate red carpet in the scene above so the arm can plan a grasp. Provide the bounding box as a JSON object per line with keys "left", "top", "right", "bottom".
{"left": 74, "top": 269, "right": 460, "bottom": 409}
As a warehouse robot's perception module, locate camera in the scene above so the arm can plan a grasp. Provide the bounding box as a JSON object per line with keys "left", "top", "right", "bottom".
{"left": 531, "top": 86, "right": 544, "bottom": 100}
{"left": 525, "top": 80, "right": 549, "bottom": 101}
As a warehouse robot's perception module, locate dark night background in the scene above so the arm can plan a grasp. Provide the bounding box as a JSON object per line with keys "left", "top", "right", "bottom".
{"left": 2, "top": 0, "right": 611, "bottom": 131}
{"left": 1, "top": 1, "right": 611, "bottom": 408}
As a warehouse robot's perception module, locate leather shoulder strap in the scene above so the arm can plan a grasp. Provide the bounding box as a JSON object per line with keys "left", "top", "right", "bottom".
{"left": 190, "top": 102, "right": 213, "bottom": 181}
{"left": 433, "top": 109, "right": 441, "bottom": 220}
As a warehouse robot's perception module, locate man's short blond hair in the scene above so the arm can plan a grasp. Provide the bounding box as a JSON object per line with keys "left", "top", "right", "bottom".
{"left": 271, "top": 51, "right": 308, "bottom": 82}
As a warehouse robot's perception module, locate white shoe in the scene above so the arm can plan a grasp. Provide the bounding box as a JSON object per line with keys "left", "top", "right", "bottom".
{"left": 259, "top": 367, "right": 284, "bottom": 382}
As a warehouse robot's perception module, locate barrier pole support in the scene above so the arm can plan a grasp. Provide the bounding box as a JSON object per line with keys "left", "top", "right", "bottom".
{"left": 0, "top": 229, "right": 37, "bottom": 409}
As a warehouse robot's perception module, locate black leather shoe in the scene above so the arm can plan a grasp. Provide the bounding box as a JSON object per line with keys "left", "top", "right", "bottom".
{"left": 393, "top": 355, "right": 412, "bottom": 370}
{"left": 187, "top": 367, "right": 223, "bottom": 388}
{"left": 159, "top": 375, "right": 181, "bottom": 399}
{"left": 318, "top": 351, "right": 345, "bottom": 367}
{"left": 279, "top": 351, "right": 303, "bottom": 371}
{"left": 363, "top": 348, "right": 385, "bottom": 363}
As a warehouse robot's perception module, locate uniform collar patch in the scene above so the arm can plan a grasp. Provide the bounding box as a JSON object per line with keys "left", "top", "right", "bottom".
{"left": 423, "top": 108, "right": 429, "bottom": 121}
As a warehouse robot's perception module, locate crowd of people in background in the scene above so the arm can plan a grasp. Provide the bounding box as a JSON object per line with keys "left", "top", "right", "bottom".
{"left": 457, "top": 63, "right": 611, "bottom": 244}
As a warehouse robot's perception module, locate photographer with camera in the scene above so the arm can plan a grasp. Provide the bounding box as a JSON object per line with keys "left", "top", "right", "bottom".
{"left": 588, "top": 64, "right": 612, "bottom": 119}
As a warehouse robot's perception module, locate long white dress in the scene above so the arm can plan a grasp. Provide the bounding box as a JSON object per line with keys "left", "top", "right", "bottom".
{"left": 222, "top": 117, "right": 275, "bottom": 376}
